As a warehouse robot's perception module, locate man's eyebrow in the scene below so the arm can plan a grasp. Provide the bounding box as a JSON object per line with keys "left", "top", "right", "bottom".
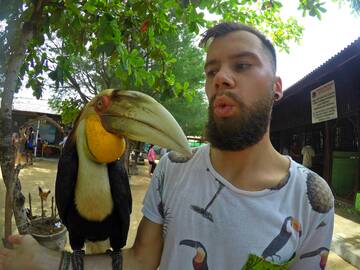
{"left": 231, "top": 51, "right": 259, "bottom": 60}
{"left": 204, "top": 51, "right": 259, "bottom": 70}
{"left": 204, "top": 59, "right": 218, "bottom": 70}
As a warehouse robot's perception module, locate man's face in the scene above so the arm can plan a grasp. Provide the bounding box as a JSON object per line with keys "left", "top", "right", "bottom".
{"left": 204, "top": 31, "right": 282, "bottom": 151}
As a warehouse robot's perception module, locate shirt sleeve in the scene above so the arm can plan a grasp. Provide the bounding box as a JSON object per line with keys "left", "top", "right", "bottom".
{"left": 290, "top": 207, "right": 334, "bottom": 270}
{"left": 142, "top": 160, "right": 165, "bottom": 224}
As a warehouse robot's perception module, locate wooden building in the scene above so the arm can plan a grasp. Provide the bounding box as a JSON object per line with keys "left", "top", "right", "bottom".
{"left": 1, "top": 96, "right": 65, "bottom": 157}
{"left": 271, "top": 37, "right": 360, "bottom": 203}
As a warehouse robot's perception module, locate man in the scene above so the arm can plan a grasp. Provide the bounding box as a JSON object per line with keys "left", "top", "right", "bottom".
{"left": 25, "top": 126, "right": 35, "bottom": 165}
{"left": 0, "top": 22, "right": 334, "bottom": 270}
{"left": 59, "top": 132, "right": 69, "bottom": 147}
{"left": 159, "top": 147, "right": 167, "bottom": 158}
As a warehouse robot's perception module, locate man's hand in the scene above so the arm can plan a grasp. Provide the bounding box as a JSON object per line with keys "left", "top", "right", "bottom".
{"left": 0, "top": 235, "right": 61, "bottom": 270}
{"left": 1, "top": 217, "right": 163, "bottom": 270}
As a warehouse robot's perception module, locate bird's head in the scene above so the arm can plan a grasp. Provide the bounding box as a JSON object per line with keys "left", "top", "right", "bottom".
{"left": 291, "top": 218, "right": 302, "bottom": 237}
{"left": 38, "top": 186, "right": 51, "bottom": 201}
{"left": 179, "top": 239, "right": 207, "bottom": 262}
{"left": 320, "top": 249, "right": 329, "bottom": 269}
{"left": 74, "top": 89, "right": 191, "bottom": 163}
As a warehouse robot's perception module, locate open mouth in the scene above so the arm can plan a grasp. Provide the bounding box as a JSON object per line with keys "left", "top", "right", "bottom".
{"left": 213, "top": 96, "right": 237, "bottom": 117}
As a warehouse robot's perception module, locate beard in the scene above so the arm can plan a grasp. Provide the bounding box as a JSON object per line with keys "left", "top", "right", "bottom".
{"left": 205, "top": 91, "right": 273, "bottom": 151}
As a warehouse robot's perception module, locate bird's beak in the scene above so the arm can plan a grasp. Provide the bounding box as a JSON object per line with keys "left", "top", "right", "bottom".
{"left": 292, "top": 219, "right": 302, "bottom": 237}
{"left": 100, "top": 90, "right": 192, "bottom": 156}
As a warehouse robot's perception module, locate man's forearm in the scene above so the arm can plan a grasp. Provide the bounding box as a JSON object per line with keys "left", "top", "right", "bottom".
{"left": 31, "top": 246, "right": 155, "bottom": 270}
{"left": 77, "top": 247, "right": 152, "bottom": 270}
{"left": 74, "top": 248, "right": 145, "bottom": 270}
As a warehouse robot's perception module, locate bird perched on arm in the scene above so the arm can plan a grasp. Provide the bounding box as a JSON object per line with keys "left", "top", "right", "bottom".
{"left": 55, "top": 89, "right": 191, "bottom": 270}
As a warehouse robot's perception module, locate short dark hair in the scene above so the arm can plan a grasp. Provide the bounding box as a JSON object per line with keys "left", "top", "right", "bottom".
{"left": 199, "top": 22, "right": 277, "bottom": 72}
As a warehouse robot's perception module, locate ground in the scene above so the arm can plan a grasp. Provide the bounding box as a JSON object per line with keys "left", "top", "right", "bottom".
{"left": 0, "top": 158, "right": 357, "bottom": 269}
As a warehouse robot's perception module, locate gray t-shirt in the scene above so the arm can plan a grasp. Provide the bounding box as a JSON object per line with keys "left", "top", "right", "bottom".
{"left": 142, "top": 144, "right": 334, "bottom": 270}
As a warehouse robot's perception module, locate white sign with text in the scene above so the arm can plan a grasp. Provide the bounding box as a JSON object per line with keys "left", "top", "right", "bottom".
{"left": 311, "top": 80, "right": 338, "bottom": 124}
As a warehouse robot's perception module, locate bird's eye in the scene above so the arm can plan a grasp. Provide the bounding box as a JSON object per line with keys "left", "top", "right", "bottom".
{"left": 96, "top": 99, "right": 103, "bottom": 108}
{"left": 94, "top": 95, "right": 110, "bottom": 113}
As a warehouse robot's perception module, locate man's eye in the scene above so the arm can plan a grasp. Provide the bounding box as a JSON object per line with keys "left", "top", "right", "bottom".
{"left": 235, "top": 63, "right": 251, "bottom": 71}
{"left": 206, "top": 70, "right": 217, "bottom": 77}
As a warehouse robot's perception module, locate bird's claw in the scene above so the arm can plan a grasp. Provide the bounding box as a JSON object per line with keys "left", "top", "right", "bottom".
{"left": 107, "top": 250, "right": 122, "bottom": 270}
{"left": 71, "top": 249, "right": 85, "bottom": 270}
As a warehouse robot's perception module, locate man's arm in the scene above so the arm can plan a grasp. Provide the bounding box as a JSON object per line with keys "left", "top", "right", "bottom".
{"left": 0, "top": 235, "right": 62, "bottom": 270}
{"left": 123, "top": 217, "right": 163, "bottom": 270}
{"left": 0, "top": 217, "right": 163, "bottom": 270}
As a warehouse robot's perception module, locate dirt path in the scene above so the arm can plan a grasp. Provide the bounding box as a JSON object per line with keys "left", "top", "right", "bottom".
{"left": 0, "top": 158, "right": 356, "bottom": 269}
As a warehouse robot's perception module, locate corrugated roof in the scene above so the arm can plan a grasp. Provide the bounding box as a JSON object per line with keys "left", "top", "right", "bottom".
{"left": 281, "top": 36, "right": 360, "bottom": 99}
{"left": 0, "top": 96, "right": 59, "bottom": 115}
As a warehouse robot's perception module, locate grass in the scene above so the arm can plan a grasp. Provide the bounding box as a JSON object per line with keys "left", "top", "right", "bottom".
{"left": 335, "top": 199, "right": 360, "bottom": 224}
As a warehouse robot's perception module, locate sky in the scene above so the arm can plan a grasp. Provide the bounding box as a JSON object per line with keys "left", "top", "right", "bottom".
{"left": 8, "top": 1, "right": 360, "bottom": 100}
{"left": 277, "top": 1, "right": 360, "bottom": 90}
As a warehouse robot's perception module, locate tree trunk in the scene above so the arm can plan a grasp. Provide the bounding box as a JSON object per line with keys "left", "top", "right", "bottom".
{"left": 13, "top": 166, "right": 31, "bottom": 234}
{"left": 0, "top": 18, "right": 34, "bottom": 248}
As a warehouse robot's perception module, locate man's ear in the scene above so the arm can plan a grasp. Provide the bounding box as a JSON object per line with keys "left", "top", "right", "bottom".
{"left": 273, "top": 76, "right": 283, "bottom": 101}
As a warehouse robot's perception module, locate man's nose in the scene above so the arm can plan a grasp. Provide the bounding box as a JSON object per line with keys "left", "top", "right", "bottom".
{"left": 213, "top": 69, "right": 235, "bottom": 90}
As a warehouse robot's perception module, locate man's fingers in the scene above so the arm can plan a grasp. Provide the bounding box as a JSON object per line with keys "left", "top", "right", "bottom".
{"left": 0, "top": 248, "right": 15, "bottom": 270}
{"left": 0, "top": 248, "right": 12, "bottom": 256}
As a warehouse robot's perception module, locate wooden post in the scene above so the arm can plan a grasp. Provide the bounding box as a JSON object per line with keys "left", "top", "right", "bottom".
{"left": 51, "top": 196, "right": 54, "bottom": 218}
{"left": 41, "top": 198, "right": 44, "bottom": 218}
{"left": 356, "top": 114, "right": 360, "bottom": 197}
{"left": 323, "top": 121, "right": 333, "bottom": 184}
{"left": 28, "top": 193, "right": 32, "bottom": 218}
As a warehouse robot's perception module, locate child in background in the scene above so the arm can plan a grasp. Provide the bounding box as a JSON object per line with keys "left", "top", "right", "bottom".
{"left": 147, "top": 144, "right": 157, "bottom": 176}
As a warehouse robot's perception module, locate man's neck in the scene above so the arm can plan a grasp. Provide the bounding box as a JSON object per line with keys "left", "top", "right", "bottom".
{"left": 209, "top": 133, "right": 290, "bottom": 191}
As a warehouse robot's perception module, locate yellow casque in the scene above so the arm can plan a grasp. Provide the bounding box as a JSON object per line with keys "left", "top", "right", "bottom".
{"left": 85, "top": 115, "right": 126, "bottom": 163}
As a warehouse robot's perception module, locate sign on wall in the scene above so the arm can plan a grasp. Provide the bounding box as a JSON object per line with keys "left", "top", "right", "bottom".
{"left": 311, "top": 80, "right": 338, "bottom": 124}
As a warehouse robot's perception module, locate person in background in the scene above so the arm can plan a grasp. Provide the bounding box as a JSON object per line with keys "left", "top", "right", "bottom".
{"left": 11, "top": 132, "right": 21, "bottom": 166}
{"left": 301, "top": 138, "right": 315, "bottom": 168}
{"left": 281, "top": 145, "right": 289, "bottom": 155}
{"left": 159, "top": 147, "right": 167, "bottom": 158}
{"left": 147, "top": 144, "right": 157, "bottom": 176}
{"left": 289, "top": 141, "right": 301, "bottom": 163}
{"left": 59, "top": 131, "right": 69, "bottom": 148}
{"left": 18, "top": 126, "right": 27, "bottom": 165}
{"left": 25, "top": 126, "right": 35, "bottom": 165}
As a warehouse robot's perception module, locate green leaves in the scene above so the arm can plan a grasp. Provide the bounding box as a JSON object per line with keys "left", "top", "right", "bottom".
{"left": 162, "top": 91, "right": 208, "bottom": 136}
{"left": 49, "top": 98, "right": 81, "bottom": 125}
{"left": 298, "top": 0, "right": 328, "bottom": 18}
{"left": 83, "top": 2, "right": 98, "bottom": 14}
{"left": 3, "top": 0, "right": 358, "bottom": 126}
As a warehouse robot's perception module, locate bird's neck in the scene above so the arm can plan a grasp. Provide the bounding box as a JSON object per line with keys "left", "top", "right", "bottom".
{"left": 74, "top": 120, "right": 113, "bottom": 221}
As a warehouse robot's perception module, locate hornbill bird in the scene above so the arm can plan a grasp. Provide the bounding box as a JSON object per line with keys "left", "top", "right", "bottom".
{"left": 179, "top": 239, "right": 208, "bottom": 270}
{"left": 56, "top": 89, "right": 191, "bottom": 270}
{"left": 261, "top": 216, "right": 302, "bottom": 261}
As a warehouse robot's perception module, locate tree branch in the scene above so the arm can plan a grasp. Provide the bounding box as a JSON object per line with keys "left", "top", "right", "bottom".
{"left": 67, "top": 74, "right": 90, "bottom": 103}
{"left": 83, "top": 70, "right": 98, "bottom": 93}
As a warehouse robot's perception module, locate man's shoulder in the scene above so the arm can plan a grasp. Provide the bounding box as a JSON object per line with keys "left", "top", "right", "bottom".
{"left": 291, "top": 163, "right": 334, "bottom": 214}
{"left": 165, "top": 145, "right": 206, "bottom": 164}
